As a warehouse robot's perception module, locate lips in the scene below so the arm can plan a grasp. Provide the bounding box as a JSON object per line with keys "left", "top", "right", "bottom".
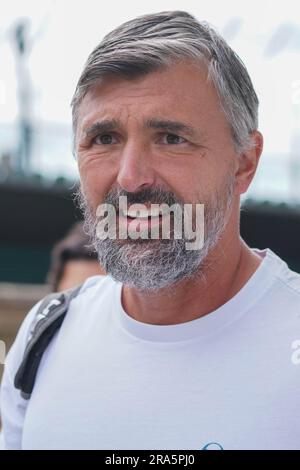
{"left": 119, "top": 203, "right": 170, "bottom": 219}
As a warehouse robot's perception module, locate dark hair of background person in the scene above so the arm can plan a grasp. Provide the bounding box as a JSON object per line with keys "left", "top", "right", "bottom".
{"left": 47, "top": 221, "right": 103, "bottom": 292}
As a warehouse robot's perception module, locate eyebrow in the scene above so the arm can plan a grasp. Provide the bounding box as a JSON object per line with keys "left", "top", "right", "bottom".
{"left": 145, "top": 118, "right": 196, "bottom": 137}
{"left": 84, "top": 119, "right": 119, "bottom": 138}
{"left": 82, "top": 117, "right": 198, "bottom": 140}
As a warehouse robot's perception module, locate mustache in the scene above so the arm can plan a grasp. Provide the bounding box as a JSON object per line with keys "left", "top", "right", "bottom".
{"left": 102, "top": 187, "right": 183, "bottom": 210}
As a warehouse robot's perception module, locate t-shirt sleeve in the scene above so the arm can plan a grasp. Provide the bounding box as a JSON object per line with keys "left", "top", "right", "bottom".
{"left": 0, "top": 300, "right": 42, "bottom": 450}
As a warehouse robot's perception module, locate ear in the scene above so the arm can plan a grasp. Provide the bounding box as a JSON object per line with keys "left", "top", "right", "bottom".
{"left": 234, "top": 131, "right": 263, "bottom": 195}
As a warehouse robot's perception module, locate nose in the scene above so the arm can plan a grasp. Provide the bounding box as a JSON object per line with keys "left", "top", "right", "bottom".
{"left": 117, "top": 140, "right": 156, "bottom": 193}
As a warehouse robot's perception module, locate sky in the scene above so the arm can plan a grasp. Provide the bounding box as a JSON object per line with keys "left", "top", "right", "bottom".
{"left": 0, "top": 0, "right": 300, "bottom": 198}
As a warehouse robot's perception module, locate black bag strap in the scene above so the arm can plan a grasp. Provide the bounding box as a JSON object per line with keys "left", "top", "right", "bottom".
{"left": 14, "top": 284, "right": 82, "bottom": 400}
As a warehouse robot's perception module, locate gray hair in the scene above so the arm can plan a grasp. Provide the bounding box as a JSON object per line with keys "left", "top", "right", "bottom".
{"left": 71, "top": 10, "right": 259, "bottom": 153}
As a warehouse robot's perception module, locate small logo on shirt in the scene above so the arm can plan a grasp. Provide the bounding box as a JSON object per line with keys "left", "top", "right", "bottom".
{"left": 201, "top": 442, "right": 224, "bottom": 450}
{"left": 291, "top": 339, "right": 300, "bottom": 365}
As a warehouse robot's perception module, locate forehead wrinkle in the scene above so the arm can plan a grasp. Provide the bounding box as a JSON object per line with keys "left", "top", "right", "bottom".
{"left": 79, "top": 105, "right": 207, "bottom": 144}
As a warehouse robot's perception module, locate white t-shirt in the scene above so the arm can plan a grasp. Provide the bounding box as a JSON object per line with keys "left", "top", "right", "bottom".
{"left": 1, "top": 248, "right": 300, "bottom": 450}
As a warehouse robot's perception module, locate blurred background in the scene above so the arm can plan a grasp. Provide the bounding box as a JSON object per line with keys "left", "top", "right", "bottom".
{"left": 0, "top": 0, "right": 300, "bottom": 366}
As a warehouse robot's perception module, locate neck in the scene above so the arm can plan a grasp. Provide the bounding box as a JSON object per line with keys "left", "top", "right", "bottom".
{"left": 121, "top": 234, "right": 262, "bottom": 326}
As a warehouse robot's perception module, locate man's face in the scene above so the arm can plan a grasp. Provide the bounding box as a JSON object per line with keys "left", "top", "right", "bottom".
{"left": 75, "top": 60, "right": 238, "bottom": 290}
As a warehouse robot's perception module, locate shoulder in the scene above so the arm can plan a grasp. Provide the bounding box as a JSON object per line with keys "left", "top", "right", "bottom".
{"left": 2, "top": 299, "right": 44, "bottom": 375}
{"left": 254, "top": 248, "right": 300, "bottom": 297}
{"left": 0, "top": 299, "right": 44, "bottom": 449}
{"left": 0, "top": 274, "right": 117, "bottom": 449}
{"left": 76, "top": 274, "right": 111, "bottom": 296}
{"left": 257, "top": 249, "right": 300, "bottom": 334}
{"left": 268, "top": 249, "right": 300, "bottom": 299}
{"left": 2, "top": 275, "right": 112, "bottom": 392}
{"left": 69, "top": 274, "right": 119, "bottom": 307}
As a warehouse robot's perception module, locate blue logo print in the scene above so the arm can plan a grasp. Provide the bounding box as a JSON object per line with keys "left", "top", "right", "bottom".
{"left": 202, "top": 442, "right": 224, "bottom": 450}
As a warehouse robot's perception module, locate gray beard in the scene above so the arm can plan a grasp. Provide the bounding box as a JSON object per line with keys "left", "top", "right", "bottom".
{"left": 75, "top": 180, "right": 234, "bottom": 292}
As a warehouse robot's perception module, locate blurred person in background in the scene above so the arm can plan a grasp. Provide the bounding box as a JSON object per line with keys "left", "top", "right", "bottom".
{"left": 1, "top": 10, "right": 300, "bottom": 451}
{"left": 47, "top": 221, "right": 105, "bottom": 292}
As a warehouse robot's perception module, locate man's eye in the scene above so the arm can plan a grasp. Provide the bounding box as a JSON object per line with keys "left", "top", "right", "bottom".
{"left": 162, "top": 134, "right": 186, "bottom": 144}
{"left": 93, "top": 134, "right": 117, "bottom": 145}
